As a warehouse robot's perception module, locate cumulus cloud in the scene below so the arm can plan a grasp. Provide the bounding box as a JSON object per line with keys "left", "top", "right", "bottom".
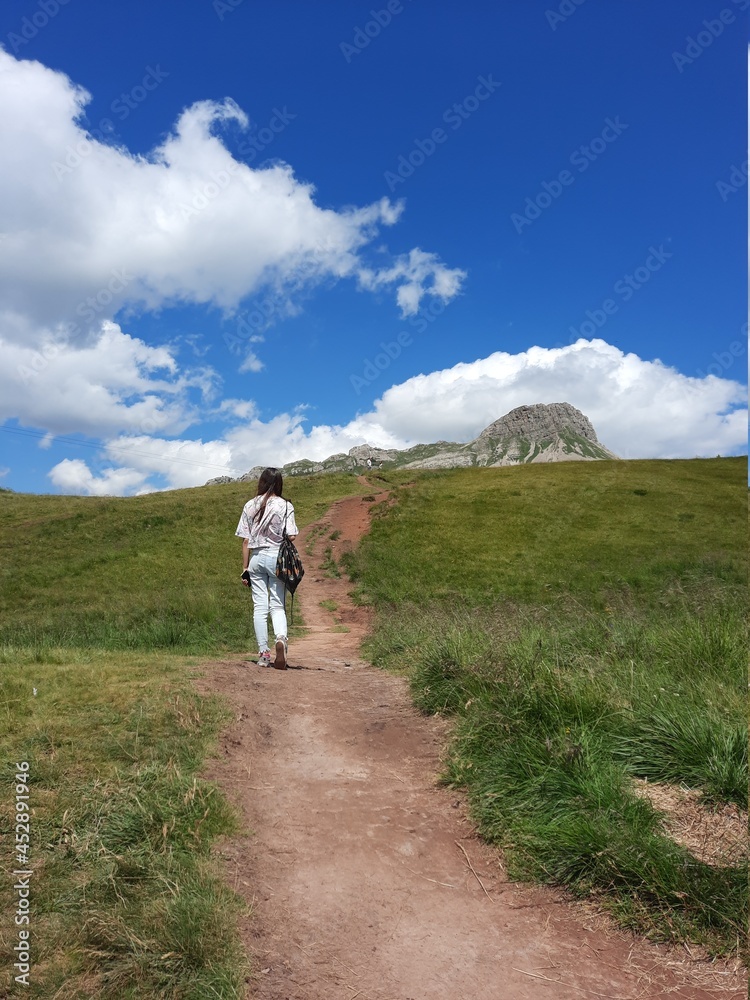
{"left": 101, "top": 434, "right": 236, "bottom": 488}
{"left": 364, "top": 339, "right": 747, "bottom": 459}
{"left": 0, "top": 47, "right": 460, "bottom": 491}
{"left": 5, "top": 53, "right": 742, "bottom": 498}
{"left": 51, "top": 339, "right": 747, "bottom": 495}
{"left": 0, "top": 48, "right": 464, "bottom": 347}
{"left": 358, "top": 248, "right": 467, "bottom": 317}
{"left": 214, "top": 399, "right": 258, "bottom": 421}
{"left": 0, "top": 321, "right": 211, "bottom": 438}
{"left": 48, "top": 458, "right": 150, "bottom": 497}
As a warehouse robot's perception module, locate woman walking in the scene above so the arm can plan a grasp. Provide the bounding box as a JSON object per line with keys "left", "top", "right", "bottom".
{"left": 236, "top": 468, "right": 299, "bottom": 669}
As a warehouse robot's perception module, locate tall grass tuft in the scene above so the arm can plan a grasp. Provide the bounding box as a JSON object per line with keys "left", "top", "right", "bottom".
{"left": 0, "top": 652, "right": 249, "bottom": 997}
{"left": 379, "top": 603, "right": 748, "bottom": 955}
{"left": 356, "top": 458, "right": 747, "bottom": 957}
{"left": 616, "top": 709, "right": 747, "bottom": 807}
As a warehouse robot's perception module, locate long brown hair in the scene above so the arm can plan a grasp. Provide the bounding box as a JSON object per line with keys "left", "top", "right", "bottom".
{"left": 252, "top": 467, "right": 284, "bottom": 526}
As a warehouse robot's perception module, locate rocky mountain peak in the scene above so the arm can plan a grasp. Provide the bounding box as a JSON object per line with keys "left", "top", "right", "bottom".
{"left": 205, "top": 402, "right": 617, "bottom": 485}
{"left": 478, "top": 402, "right": 602, "bottom": 445}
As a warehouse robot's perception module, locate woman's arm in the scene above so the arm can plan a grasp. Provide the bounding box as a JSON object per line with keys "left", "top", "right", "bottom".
{"left": 241, "top": 538, "right": 250, "bottom": 584}
{"left": 285, "top": 503, "right": 299, "bottom": 542}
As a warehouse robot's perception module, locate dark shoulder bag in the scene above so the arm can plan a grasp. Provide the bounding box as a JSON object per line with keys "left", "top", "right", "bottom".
{"left": 275, "top": 502, "right": 304, "bottom": 623}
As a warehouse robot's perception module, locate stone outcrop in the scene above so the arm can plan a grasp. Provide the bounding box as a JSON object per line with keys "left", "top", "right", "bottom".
{"left": 205, "top": 402, "right": 618, "bottom": 485}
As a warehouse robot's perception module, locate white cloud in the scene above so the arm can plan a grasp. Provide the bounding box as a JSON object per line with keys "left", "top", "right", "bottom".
{"left": 358, "top": 248, "right": 467, "bottom": 317}
{"left": 0, "top": 49, "right": 464, "bottom": 348}
{"left": 365, "top": 339, "right": 747, "bottom": 459}
{"left": 48, "top": 458, "right": 149, "bottom": 496}
{"left": 54, "top": 338, "right": 746, "bottom": 495}
{"left": 0, "top": 321, "right": 210, "bottom": 438}
{"left": 0, "top": 48, "right": 458, "bottom": 485}
{"left": 102, "top": 434, "right": 235, "bottom": 489}
{"left": 238, "top": 350, "right": 264, "bottom": 373}
{"left": 215, "top": 398, "right": 258, "bottom": 420}
{"left": 2, "top": 53, "right": 743, "bottom": 498}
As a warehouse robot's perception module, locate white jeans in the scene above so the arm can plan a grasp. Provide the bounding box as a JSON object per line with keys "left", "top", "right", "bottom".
{"left": 249, "top": 548, "right": 288, "bottom": 652}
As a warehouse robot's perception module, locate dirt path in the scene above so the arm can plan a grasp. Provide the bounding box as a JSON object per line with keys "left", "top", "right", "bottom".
{"left": 199, "top": 489, "right": 744, "bottom": 1000}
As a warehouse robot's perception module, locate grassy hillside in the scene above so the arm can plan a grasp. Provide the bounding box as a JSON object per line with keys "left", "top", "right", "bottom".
{"left": 0, "top": 472, "right": 366, "bottom": 997}
{"left": 1, "top": 459, "right": 745, "bottom": 991}
{"left": 348, "top": 458, "right": 748, "bottom": 957}
{"left": 348, "top": 459, "right": 745, "bottom": 607}
{"left": 0, "top": 473, "right": 365, "bottom": 652}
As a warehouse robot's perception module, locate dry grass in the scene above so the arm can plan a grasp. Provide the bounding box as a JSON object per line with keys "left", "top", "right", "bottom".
{"left": 632, "top": 779, "right": 748, "bottom": 868}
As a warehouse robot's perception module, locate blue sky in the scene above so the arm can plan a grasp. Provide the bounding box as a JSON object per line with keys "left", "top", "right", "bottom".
{"left": 0, "top": 0, "right": 746, "bottom": 494}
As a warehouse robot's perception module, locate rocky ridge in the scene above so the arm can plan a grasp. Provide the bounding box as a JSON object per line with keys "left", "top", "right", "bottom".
{"left": 206, "top": 402, "right": 618, "bottom": 484}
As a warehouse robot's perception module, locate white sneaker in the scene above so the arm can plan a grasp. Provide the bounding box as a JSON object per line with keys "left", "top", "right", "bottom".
{"left": 273, "top": 636, "right": 288, "bottom": 670}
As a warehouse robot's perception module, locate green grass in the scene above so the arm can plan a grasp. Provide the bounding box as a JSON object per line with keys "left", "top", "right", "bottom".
{"left": 304, "top": 522, "right": 328, "bottom": 556}
{"left": 0, "top": 649, "right": 247, "bottom": 998}
{"left": 320, "top": 546, "right": 341, "bottom": 578}
{"left": 0, "top": 471, "right": 369, "bottom": 995}
{"left": 2, "top": 459, "right": 746, "bottom": 975}
{"left": 353, "top": 458, "right": 748, "bottom": 956}
{"left": 347, "top": 459, "right": 746, "bottom": 608}
{"left": 319, "top": 599, "right": 338, "bottom": 612}
{"left": 0, "top": 473, "right": 365, "bottom": 653}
